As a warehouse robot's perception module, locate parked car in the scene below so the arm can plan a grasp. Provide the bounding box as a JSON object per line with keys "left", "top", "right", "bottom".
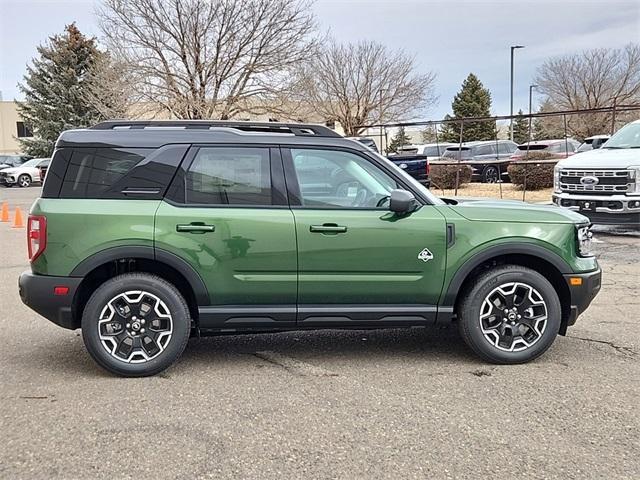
{"left": 37, "top": 158, "right": 51, "bottom": 182}
{"left": 346, "top": 136, "right": 379, "bottom": 153}
{"left": 512, "top": 139, "right": 580, "bottom": 159}
{"left": 0, "top": 154, "right": 32, "bottom": 170}
{"left": 19, "top": 120, "right": 600, "bottom": 376}
{"left": 552, "top": 119, "right": 640, "bottom": 225}
{"left": 0, "top": 157, "right": 46, "bottom": 187}
{"left": 387, "top": 153, "right": 430, "bottom": 187}
{"left": 577, "top": 135, "right": 610, "bottom": 153}
{"left": 441, "top": 140, "right": 519, "bottom": 183}
{"left": 393, "top": 143, "right": 457, "bottom": 159}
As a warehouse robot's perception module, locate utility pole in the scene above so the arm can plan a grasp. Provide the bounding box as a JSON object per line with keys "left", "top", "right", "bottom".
{"left": 510, "top": 45, "right": 525, "bottom": 141}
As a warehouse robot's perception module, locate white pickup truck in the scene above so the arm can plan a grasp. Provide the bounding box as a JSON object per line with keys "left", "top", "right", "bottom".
{"left": 552, "top": 119, "right": 640, "bottom": 226}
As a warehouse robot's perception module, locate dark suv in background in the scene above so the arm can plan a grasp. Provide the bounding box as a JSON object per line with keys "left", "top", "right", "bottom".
{"left": 441, "top": 140, "right": 518, "bottom": 183}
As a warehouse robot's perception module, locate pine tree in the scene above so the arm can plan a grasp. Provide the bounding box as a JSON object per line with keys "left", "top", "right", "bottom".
{"left": 532, "top": 99, "right": 566, "bottom": 140}
{"left": 440, "top": 73, "right": 497, "bottom": 143}
{"left": 17, "top": 24, "right": 121, "bottom": 157}
{"left": 387, "top": 126, "right": 412, "bottom": 154}
{"left": 512, "top": 109, "right": 531, "bottom": 144}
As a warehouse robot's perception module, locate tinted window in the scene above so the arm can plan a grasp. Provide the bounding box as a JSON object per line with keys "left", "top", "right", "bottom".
{"left": 185, "top": 147, "right": 271, "bottom": 205}
{"left": 291, "top": 149, "right": 397, "bottom": 208}
{"left": 498, "top": 142, "right": 514, "bottom": 154}
{"left": 60, "top": 148, "right": 152, "bottom": 198}
{"left": 474, "top": 144, "right": 494, "bottom": 156}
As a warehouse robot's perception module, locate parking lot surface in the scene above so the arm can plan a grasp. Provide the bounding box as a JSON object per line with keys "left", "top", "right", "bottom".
{"left": 1, "top": 186, "right": 639, "bottom": 479}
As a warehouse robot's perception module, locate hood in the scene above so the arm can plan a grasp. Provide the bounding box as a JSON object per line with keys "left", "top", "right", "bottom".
{"left": 0, "top": 167, "right": 18, "bottom": 174}
{"left": 556, "top": 148, "right": 640, "bottom": 169}
{"left": 445, "top": 197, "right": 588, "bottom": 224}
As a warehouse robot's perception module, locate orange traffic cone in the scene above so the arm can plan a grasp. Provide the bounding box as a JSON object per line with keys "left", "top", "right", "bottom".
{"left": 0, "top": 202, "right": 8, "bottom": 222}
{"left": 12, "top": 207, "right": 24, "bottom": 229}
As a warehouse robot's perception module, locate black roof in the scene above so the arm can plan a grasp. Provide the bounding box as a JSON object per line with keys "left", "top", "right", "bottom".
{"left": 56, "top": 120, "right": 352, "bottom": 150}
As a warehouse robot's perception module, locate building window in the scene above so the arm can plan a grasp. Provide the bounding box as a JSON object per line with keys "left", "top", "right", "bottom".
{"left": 16, "top": 122, "right": 33, "bottom": 138}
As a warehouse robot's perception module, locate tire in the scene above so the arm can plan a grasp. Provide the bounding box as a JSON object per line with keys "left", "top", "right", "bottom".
{"left": 482, "top": 165, "right": 499, "bottom": 183}
{"left": 457, "top": 265, "right": 561, "bottom": 364}
{"left": 18, "top": 174, "right": 32, "bottom": 188}
{"left": 81, "top": 273, "right": 191, "bottom": 377}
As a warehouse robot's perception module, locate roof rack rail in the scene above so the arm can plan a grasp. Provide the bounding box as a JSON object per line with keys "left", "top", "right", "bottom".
{"left": 90, "top": 120, "right": 341, "bottom": 138}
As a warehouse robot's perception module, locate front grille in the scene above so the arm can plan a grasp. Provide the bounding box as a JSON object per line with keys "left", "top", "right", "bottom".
{"left": 560, "top": 169, "right": 632, "bottom": 194}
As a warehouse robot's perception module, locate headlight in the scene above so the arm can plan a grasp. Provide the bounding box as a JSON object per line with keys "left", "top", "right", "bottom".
{"left": 576, "top": 225, "right": 594, "bottom": 257}
{"left": 553, "top": 165, "right": 561, "bottom": 193}
{"left": 631, "top": 167, "right": 640, "bottom": 195}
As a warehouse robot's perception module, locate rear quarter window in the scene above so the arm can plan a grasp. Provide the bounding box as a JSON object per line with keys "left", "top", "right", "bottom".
{"left": 60, "top": 148, "right": 152, "bottom": 198}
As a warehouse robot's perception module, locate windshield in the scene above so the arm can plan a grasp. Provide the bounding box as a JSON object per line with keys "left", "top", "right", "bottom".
{"left": 370, "top": 151, "right": 445, "bottom": 205}
{"left": 21, "top": 159, "right": 42, "bottom": 167}
{"left": 603, "top": 122, "right": 640, "bottom": 149}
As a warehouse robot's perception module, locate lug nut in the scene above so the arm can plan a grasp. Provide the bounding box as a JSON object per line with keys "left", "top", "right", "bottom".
{"left": 141, "top": 328, "right": 145, "bottom": 333}
{"left": 141, "top": 319, "right": 145, "bottom": 325}
{"left": 126, "top": 323, "right": 130, "bottom": 328}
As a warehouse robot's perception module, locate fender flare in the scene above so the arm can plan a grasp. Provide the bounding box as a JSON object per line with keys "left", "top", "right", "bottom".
{"left": 70, "top": 245, "right": 210, "bottom": 305}
{"left": 441, "top": 242, "right": 573, "bottom": 307}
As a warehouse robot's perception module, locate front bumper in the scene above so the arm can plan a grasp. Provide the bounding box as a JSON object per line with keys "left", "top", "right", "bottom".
{"left": 19, "top": 271, "right": 82, "bottom": 330}
{"left": 563, "top": 268, "right": 602, "bottom": 328}
{"left": 0, "top": 174, "right": 16, "bottom": 185}
{"left": 552, "top": 193, "right": 640, "bottom": 225}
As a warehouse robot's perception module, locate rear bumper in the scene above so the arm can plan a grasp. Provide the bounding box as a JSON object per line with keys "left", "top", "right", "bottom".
{"left": 564, "top": 268, "right": 602, "bottom": 327}
{"left": 18, "top": 271, "right": 82, "bottom": 330}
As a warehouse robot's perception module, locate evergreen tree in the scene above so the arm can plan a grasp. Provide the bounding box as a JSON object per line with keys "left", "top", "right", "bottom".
{"left": 440, "top": 73, "right": 497, "bottom": 142}
{"left": 17, "top": 24, "right": 120, "bottom": 157}
{"left": 532, "top": 99, "right": 566, "bottom": 140}
{"left": 512, "top": 109, "right": 531, "bottom": 144}
{"left": 387, "top": 127, "right": 412, "bottom": 154}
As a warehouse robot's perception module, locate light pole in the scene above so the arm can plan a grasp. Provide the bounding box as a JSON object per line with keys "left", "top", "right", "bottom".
{"left": 527, "top": 84, "right": 538, "bottom": 151}
{"left": 510, "top": 45, "right": 525, "bottom": 141}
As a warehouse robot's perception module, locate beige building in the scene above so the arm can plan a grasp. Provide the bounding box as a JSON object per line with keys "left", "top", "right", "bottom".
{"left": 0, "top": 101, "right": 31, "bottom": 155}
{"left": 0, "top": 100, "right": 347, "bottom": 155}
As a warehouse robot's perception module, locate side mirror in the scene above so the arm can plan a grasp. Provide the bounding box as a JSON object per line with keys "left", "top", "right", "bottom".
{"left": 389, "top": 189, "right": 417, "bottom": 214}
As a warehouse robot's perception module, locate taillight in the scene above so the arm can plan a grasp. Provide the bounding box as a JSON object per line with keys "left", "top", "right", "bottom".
{"left": 426, "top": 161, "right": 430, "bottom": 176}
{"left": 27, "top": 215, "right": 47, "bottom": 262}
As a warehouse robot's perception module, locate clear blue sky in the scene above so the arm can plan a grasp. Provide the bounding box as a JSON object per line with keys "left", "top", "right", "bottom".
{"left": 1, "top": 0, "right": 638, "bottom": 119}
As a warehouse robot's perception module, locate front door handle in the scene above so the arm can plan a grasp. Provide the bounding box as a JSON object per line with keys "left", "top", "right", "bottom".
{"left": 310, "top": 224, "right": 347, "bottom": 234}
{"left": 176, "top": 223, "right": 215, "bottom": 233}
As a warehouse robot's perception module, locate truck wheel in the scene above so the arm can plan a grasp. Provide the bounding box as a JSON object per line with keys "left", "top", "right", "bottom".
{"left": 482, "top": 166, "right": 499, "bottom": 183}
{"left": 457, "top": 265, "right": 561, "bottom": 364}
{"left": 81, "top": 273, "right": 191, "bottom": 377}
{"left": 18, "top": 174, "right": 32, "bottom": 188}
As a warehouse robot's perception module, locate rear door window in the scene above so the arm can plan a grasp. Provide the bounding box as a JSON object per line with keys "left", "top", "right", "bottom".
{"left": 185, "top": 147, "right": 272, "bottom": 205}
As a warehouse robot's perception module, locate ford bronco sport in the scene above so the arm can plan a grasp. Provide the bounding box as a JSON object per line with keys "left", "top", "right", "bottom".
{"left": 19, "top": 120, "right": 601, "bottom": 376}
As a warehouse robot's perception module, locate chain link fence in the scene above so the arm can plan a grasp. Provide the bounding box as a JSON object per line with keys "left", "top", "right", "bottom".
{"left": 358, "top": 104, "right": 640, "bottom": 202}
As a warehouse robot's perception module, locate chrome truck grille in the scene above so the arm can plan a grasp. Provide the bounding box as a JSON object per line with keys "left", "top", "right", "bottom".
{"left": 559, "top": 169, "right": 632, "bottom": 194}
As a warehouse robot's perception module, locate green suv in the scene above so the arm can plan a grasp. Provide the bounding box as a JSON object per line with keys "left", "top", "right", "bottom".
{"left": 19, "top": 121, "right": 601, "bottom": 376}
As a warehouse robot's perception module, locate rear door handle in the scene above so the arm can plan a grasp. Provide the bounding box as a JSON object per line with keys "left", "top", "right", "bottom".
{"left": 310, "top": 224, "right": 347, "bottom": 234}
{"left": 176, "top": 223, "right": 215, "bottom": 233}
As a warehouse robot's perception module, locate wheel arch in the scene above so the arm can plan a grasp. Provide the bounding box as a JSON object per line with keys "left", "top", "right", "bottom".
{"left": 443, "top": 243, "right": 573, "bottom": 335}
{"left": 70, "top": 246, "right": 209, "bottom": 328}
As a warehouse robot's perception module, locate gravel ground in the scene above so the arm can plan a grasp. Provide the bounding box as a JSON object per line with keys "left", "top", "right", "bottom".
{"left": 1, "top": 186, "right": 638, "bottom": 479}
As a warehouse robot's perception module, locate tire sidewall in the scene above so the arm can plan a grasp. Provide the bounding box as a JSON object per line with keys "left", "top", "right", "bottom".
{"left": 81, "top": 274, "right": 191, "bottom": 376}
{"left": 18, "top": 174, "right": 31, "bottom": 187}
{"left": 462, "top": 269, "right": 561, "bottom": 363}
{"left": 483, "top": 166, "right": 498, "bottom": 183}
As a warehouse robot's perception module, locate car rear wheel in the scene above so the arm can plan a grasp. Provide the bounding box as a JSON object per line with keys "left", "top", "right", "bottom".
{"left": 81, "top": 273, "right": 191, "bottom": 377}
{"left": 482, "top": 166, "right": 499, "bottom": 183}
{"left": 18, "top": 174, "right": 31, "bottom": 188}
{"left": 457, "top": 265, "right": 561, "bottom": 364}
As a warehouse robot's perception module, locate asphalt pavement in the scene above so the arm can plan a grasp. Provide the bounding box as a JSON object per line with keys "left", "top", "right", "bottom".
{"left": 1, "top": 185, "right": 638, "bottom": 479}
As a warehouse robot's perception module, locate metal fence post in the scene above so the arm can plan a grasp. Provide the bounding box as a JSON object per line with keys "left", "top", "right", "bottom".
{"left": 455, "top": 119, "right": 464, "bottom": 196}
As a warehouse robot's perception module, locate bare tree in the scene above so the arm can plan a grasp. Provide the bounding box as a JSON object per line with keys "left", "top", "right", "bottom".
{"left": 82, "top": 53, "right": 138, "bottom": 119}
{"left": 299, "top": 40, "right": 437, "bottom": 136}
{"left": 97, "top": 0, "right": 318, "bottom": 119}
{"left": 535, "top": 43, "right": 640, "bottom": 137}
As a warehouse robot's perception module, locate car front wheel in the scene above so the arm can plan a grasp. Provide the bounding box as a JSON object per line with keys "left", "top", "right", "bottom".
{"left": 81, "top": 273, "right": 191, "bottom": 377}
{"left": 482, "top": 166, "right": 499, "bottom": 183}
{"left": 457, "top": 265, "right": 561, "bottom": 364}
{"left": 17, "top": 174, "right": 32, "bottom": 187}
